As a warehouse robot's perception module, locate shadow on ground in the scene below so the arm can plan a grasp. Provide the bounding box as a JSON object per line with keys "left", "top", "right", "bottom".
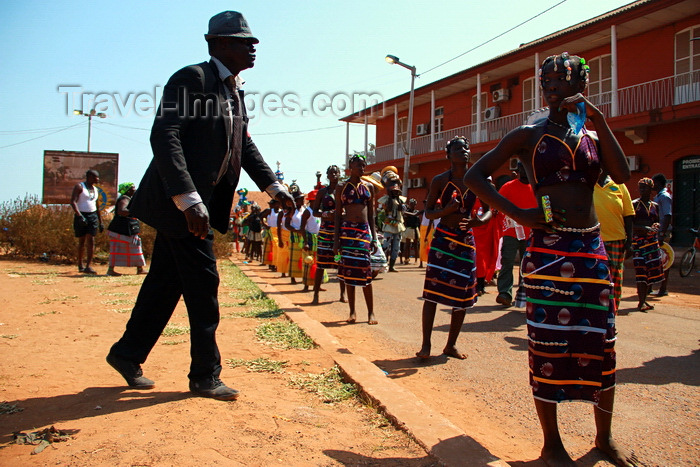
{"left": 0, "top": 387, "right": 189, "bottom": 443}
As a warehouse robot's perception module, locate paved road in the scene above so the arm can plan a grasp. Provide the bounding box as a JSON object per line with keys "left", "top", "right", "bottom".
{"left": 247, "top": 258, "right": 699, "bottom": 466}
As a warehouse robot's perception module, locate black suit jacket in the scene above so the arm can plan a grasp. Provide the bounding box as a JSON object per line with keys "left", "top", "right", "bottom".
{"left": 130, "top": 60, "right": 276, "bottom": 236}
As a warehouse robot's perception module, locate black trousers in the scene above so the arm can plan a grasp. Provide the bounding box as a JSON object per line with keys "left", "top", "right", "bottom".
{"left": 111, "top": 231, "right": 221, "bottom": 382}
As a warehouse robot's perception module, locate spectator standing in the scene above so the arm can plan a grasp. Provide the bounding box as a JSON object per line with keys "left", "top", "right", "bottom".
{"left": 652, "top": 173, "right": 672, "bottom": 296}
{"left": 70, "top": 169, "right": 103, "bottom": 274}
{"left": 401, "top": 198, "right": 421, "bottom": 265}
{"left": 495, "top": 162, "right": 536, "bottom": 307}
{"left": 593, "top": 171, "right": 634, "bottom": 311}
{"left": 106, "top": 183, "right": 146, "bottom": 276}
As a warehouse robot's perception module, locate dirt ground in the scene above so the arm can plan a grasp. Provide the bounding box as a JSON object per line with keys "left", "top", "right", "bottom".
{"left": 244, "top": 254, "right": 700, "bottom": 467}
{"left": 0, "top": 258, "right": 435, "bottom": 466}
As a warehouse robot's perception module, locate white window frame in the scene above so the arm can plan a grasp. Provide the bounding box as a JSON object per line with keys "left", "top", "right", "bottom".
{"left": 588, "top": 54, "right": 612, "bottom": 108}
{"left": 433, "top": 106, "right": 444, "bottom": 136}
{"left": 674, "top": 25, "right": 700, "bottom": 105}
{"left": 397, "top": 116, "right": 408, "bottom": 149}
{"left": 522, "top": 77, "right": 536, "bottom": 113}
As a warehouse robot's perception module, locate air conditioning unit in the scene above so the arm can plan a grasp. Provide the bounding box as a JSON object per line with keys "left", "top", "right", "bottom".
{"left": 484, "top": 106, "right": 501, "bottom": 121}
{"left": 626, "top": 155, "right": 640, "bottom": 171}
{"left": 409, "top": 177, "right": 426, "bottom": 188}
{"left": 493, "top": 89, "right": 510, "bottom": 102}
{"left": 416, "top": 123, "right": 429, "bottom": 135}
{"left": 509, "top": 158, "right": 519, "bottom": 171}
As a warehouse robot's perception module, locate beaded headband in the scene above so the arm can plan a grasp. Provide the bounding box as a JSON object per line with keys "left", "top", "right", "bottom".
{"left": 538, "top": 52, "right": 590, "bottom": 86}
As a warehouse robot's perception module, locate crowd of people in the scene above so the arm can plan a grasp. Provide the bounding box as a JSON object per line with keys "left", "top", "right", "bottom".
{"left": 81, "top": 10, "right": 680, "bottom": 465}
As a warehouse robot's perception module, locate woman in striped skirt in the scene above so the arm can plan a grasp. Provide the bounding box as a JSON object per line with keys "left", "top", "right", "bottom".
{"left": 464, "top": 53, "right": 636, "bottom": 467}
{"left": 333, "top": 155, "right": 377, "bottom": 324}
{"left": 311, "top": 165, "right": 345, "bottom": 305}
{"left": 417, "top": 136, "right": 489, "bottom": 360}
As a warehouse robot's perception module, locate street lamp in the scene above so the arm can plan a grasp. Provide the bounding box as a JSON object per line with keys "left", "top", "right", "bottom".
{"left": 386, "top": 54, "right": 416, "bottom": 196}
{"left": 73, "top": 109, "right": 106, "bottom": 153}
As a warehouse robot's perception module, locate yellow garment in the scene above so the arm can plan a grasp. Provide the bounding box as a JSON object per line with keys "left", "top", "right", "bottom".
{"left": 264, "top": 229, "right": 277, "bottom": 266}
{"left": 593, "top": 179, "right": 634, "bottom": 242}
{"left": 277, "top": 229, "right": 291, "bottom": 273}
{"left": 288, "top": 232, "right": 304, "bottom": 278}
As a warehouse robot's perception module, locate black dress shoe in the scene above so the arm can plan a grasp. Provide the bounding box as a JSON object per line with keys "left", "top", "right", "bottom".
{"left": 106, "top": 352, "right": 155, "bottom": 389}
{"left": 189, "top": 378, "right": 239, "bottom": 401}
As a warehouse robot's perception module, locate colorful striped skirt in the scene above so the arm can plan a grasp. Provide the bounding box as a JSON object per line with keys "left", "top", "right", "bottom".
{"left": 108, "top": 231, "right": 146, "bottom": 268}
{"left": 316, "top": 221, "right": 337, "bottom": 270}
{"left": 631, "top": 232, "right": 663, "bottom": 285}
{"left": 603, "top": 239, "right": 625, "bottom": 311}
{"left": 337, "top": 221, "right": 372, "bottom": 287}
{"left": 422, "top": 223, "right": 477, "bottom": 309}
{"left": 288, "top": 232, "right": 304, "bottom": 278}
{"left": 522, "top": 229, "right": 616, "bottom": 404}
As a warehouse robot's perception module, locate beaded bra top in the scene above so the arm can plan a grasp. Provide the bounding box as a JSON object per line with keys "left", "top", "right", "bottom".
{"left": 437, "top": 180, "right": 477, "bottom": 214}
{"left": 532, "top": 129, "right": 600, "bottom": 190}
{"left": 340, "top": 181, "right": 371, "bottom": 206}
{"left": 320, "top": 189, "right": 335, "bottom": 212}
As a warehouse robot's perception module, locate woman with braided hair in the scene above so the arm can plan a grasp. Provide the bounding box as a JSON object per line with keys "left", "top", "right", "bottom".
{"left": 631, "top": 178, "right": 664, "bottom": 312}
{"left": 311, "top": 165, "right": 345, "bottom": 305}
{"left": 333, "top": 154, "right": 378, "bottom": 325}
{"left": 417, "top": 136, "right": 489, "bottom": 360}
{"left": 465, "top": 53, "right": 637, "bottom": 466}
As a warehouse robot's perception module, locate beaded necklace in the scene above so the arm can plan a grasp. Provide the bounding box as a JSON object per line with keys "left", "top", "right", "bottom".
{"left": 546, "top": 118, "right": 569, "bottom": 131}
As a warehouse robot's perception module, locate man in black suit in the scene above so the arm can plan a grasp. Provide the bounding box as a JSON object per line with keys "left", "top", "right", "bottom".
{"left": 107, "top": 11, "right": 293, "bottom": 401}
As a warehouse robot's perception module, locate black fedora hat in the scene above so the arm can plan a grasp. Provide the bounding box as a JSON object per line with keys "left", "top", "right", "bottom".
{"left": 205, "top": 11, "right": 259, "bottom": 44}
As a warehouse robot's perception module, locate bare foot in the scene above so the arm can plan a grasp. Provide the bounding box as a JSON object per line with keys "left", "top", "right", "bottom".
{"left": 541, "top": 445, "right": 576, "bottom": 467}
{"left": 595, "top": 436, "right": 639, "bottom": 467}
{"left": 339, "top": 296, "right": 346, "bottom": 303}
{"left": 415, "top": 345, "right": 431, "bottom": 359}
{"left": 368, "top": 313, "right": 378, "bottom": 325}
{"left": 442, "top": 345, "right": 467, "bottom": 359}
{"left": 302, "top": 286, "right": 309, "bottom": 292}
{"left": 347, "top": 312, "right": 356, "bottom": 324}
{"left": 311, "top": 295, "right": 319, "bottom": 305}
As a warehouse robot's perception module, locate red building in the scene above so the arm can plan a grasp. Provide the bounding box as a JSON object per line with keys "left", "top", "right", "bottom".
{"left": 341, "top": 0, "right": 700, "bottom": 246}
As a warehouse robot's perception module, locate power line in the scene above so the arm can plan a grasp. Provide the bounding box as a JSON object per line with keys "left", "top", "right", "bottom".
{"left": 91, "top": 124, "right": 148, "bottom": 145}
{"left": 253, "top": 124, "right": 344, "bottom": 136}
{"left": 420, "top": 0, "right": 567, "bottom": 76}
{"left": 0, "top": 123, "right": 86, "bottom": 135}
{"left": 0, "top": 122, "right": 86, "bottom": 150}
{"left": 101, "top": 121, "right": 151, "bottom": 131}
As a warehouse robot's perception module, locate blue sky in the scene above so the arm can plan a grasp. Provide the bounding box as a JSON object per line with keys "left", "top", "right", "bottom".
{"left": 0, "top": 0, "right": 634, "bottom": 203}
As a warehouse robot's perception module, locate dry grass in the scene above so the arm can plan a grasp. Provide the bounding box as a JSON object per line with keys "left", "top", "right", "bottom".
{"left": 0, "top": 194, "right": 232, "bottom": 263}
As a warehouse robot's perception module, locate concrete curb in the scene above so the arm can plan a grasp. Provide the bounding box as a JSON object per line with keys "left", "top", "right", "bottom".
{"left": 237, "top": 261, "right": 510, "bottom": 467}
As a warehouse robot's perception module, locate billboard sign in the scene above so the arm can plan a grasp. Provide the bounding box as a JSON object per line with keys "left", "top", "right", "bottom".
{"left": 43, "top": 150, "right": 119, "bottom": 206}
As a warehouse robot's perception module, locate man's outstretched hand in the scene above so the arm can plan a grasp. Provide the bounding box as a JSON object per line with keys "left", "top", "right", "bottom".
{"left": 184, "top": 203, "right": 210, "bottom": 239}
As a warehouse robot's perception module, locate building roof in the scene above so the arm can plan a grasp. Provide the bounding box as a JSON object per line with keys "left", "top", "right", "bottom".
{"left": 233, "top": 190, "right": 271, "bottom": 211}
{"left": 341, "top": 0, "right": 697, "bottom": 124}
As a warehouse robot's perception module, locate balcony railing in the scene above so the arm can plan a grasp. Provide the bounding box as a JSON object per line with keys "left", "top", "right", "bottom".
{"left": 374, "top": 70, "right": 700, "bottom": 163}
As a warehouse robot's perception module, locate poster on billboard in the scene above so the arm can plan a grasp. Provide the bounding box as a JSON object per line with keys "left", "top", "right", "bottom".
{"left": 43, "top": 150, "right": 119, "bottom": 207}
